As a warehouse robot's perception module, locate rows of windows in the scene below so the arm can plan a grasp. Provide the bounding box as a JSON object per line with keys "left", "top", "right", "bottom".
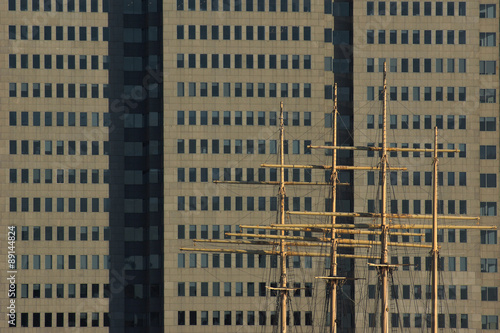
{"left": 9, "top": 197, "right": 109, "bottom": 212}
{"left": 177, "top": 281, "right": 313, "bottom": 297}
{"left": 178, "top": 239, "right": 497, "bottom": 270}
{"left": 178, "top": 224, "right": 313, "bottom": 240}
{"left": 369, "top": 284, "right": 471, "bottom": 300}
{"left": 177, "top": 252, "right": 336, "bottom": 269}
{"left": 367, "top": 58, "right": 467, "bottom": 73}
{"left": 10, "top": 168, "right": 109, "bottom": 184}
{"left": 366, "top": 199, "right": 468, "bottom": 215}
{"left": 368, "top": 171, "right": 468, "bottom": 187}
{"left": 177, "top": 53, "right": 311, "bottom": 70}
{"left": 366, "top": 200, "right": 499, "bottom": 217}
{"left": 367, "top": 29, "right": 467, "bottom": 45}
{"left": 19, "top": 255, "right": 109, "bottom": 270}
{"left": 9, "top": 140, "right": 109, "bottom": 156}
{"left": 177, "top": 196, "right": 313, "bottom": 212}
{"left": 367, "top": 86, "right": 471, "bottom": 102}
{"left": 17, "top": 225, "right": 108, "bottom": 241}
{"left": 181, "top": 254, "right": 496, "bottom": 273}
{"left": 177, "top": 82, "right": 311, "bottom": 98}
{"left": 365, "top": 142, "right": 466, "bottom": 158}
{"left": 372, "top": 228, "right": 491, "bottom": 244}
{"left": 8, "top": 83, "right": 109, "bottom": 98}
{"left": 10, "top": 197, "right": 159, "bottom": 213}
{"left": 177, "top": 167, "right": 313, "bottom": 183}
{"left": 368, "top": 313, "right": 471, "bottom": 329}
{"left": 8, "top": 25, "right": 109, "bottom": 41}
{"left": 177, "top": 0, "right": 311, "bottom": 12}
{"left": 8, "top": 0, "right": 109, "bottom": 12}
{"left": 176, "top": 25, "right": 311, "bottom": 41}
{"left": 369, "top": 312, "right": 498, "bottom": 330}
{"left": 8, "top": 54, "right": 109, "bottom": 70}
{"left": 367, "top": 1, "right": 466, "bottom": 17}
{"left": 177, "top": 139, "right": 311, "bottom": 154}
{"left": 18, "top": 283, "right": 107, "bottom": 298}
{"left": 178, "top": 310, "right": 313, "bottom": 326}
{"left": 367, "top": 114, "right": 466, "bottom": 130}
{"left": 177, "top": 110, "right": 311, "bottom": 126}
{"left": 9, "top": 111, "right": 109, "bottom": 127}
{"left": 13, "top": 312, "right": 110, "bottom": 327}
{"left": 369, "top": 255, "right": 497, "bottom": 272}
{"left": 13, "top": 312, "right": 110, "bottom": 328}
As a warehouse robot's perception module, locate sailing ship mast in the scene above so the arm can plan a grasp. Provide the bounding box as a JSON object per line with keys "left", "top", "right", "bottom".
{"left": 379, "top": 62, "right": 390, "bottom": 333}
{"left": 432, "top": 126, "right": 439, "bottom": 333}
{"left": 286, "top": 63, "right": 495, "bottom": 333}
{"left": 328, "top": 84, "right": 340, "bottom": 333}
{"left": 309, "top": 83, "right": 344, "bottom": 333}
{"left": 278, "top": 101, "right": 288, "bottom": 333}
{"left": 180, "top": 63, "right": 496, "bottom": 333}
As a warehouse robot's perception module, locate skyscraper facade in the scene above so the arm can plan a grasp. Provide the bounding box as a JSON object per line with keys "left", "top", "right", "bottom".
{"left": 1, "top": 0, "right": 498, "bottom": 332}
{"left": 354, "top": 2, "right": 500, "bottom": 331}
{"left": 3, "top": 0, "right": 112, "bottom": 330}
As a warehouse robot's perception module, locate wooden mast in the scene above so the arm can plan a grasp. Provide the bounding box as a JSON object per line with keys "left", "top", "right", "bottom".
{"left": 432, "top": 126, "right": 439, "bottom": 333}
{"left": 329, "top": 83, "right": 339, "bottom": 333}
{"left": 180, "top": 75, "right": 496, "bottom": 333}
{"left": 278, "top": 101, "right": 287, "bottom": 333}
{"left": 380, "top": 61, "right": 389, "bottom": 333}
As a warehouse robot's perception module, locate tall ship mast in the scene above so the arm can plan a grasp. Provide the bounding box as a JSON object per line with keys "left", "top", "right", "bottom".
{"left": 181, "top": 65, "right": 495, "bottom": 333}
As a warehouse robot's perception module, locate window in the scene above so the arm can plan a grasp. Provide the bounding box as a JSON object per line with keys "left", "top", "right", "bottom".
{"left": 482, "top": 315, "right": 499, "bottom": 330}
{"left": 413, "top": 1, "right": 419, "bottom": 15}
{"left": 480, "top": 89, "right": 497, "bottom": 103}
{"left": 367, "top": 30, "right": 374, "bottom": 44}
{"left": 280, "top": 26, "right": 288, "bottom": 40}
{"left": 481, "top": 202, "right": 497, "bottom": 216}
{"left": 413, "top": 115, "right": 420, "bottom": 129}
{"left": 378, "top": 1, "right": 385, "bottom": 15}
{"left": 481, "top": 287, "right": 498, "bottom": 301}
{"left": 433, "top": 30, "right": 442, "bottom": 45}
{"left": 412, "top": 30, "right": 419, "bottom": 44}
{"left": 459, "top": 30, "right": 466, "bottom": 44}
{"left": 480, "top": 32, "right": 496, "bottom": 46}
{"left": 481, "top": 230, "right": 497, "bottom": 244}
{"left": 480, "top": 145, "right": 496, "bottom": 159}
{"left": 480, "top": 61, "right": 496, "bottom": 75}
{"left": 480, "top": 174, "right": 497, "bottom": 188}
{"left": 480, "top": 4, "right": 496, "bottom": 18}
{"left": 413, "top": 58, "right": 420, "bottom": 73}
{"left": 481, "top": 258, "right": 498, "bottom": 272}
